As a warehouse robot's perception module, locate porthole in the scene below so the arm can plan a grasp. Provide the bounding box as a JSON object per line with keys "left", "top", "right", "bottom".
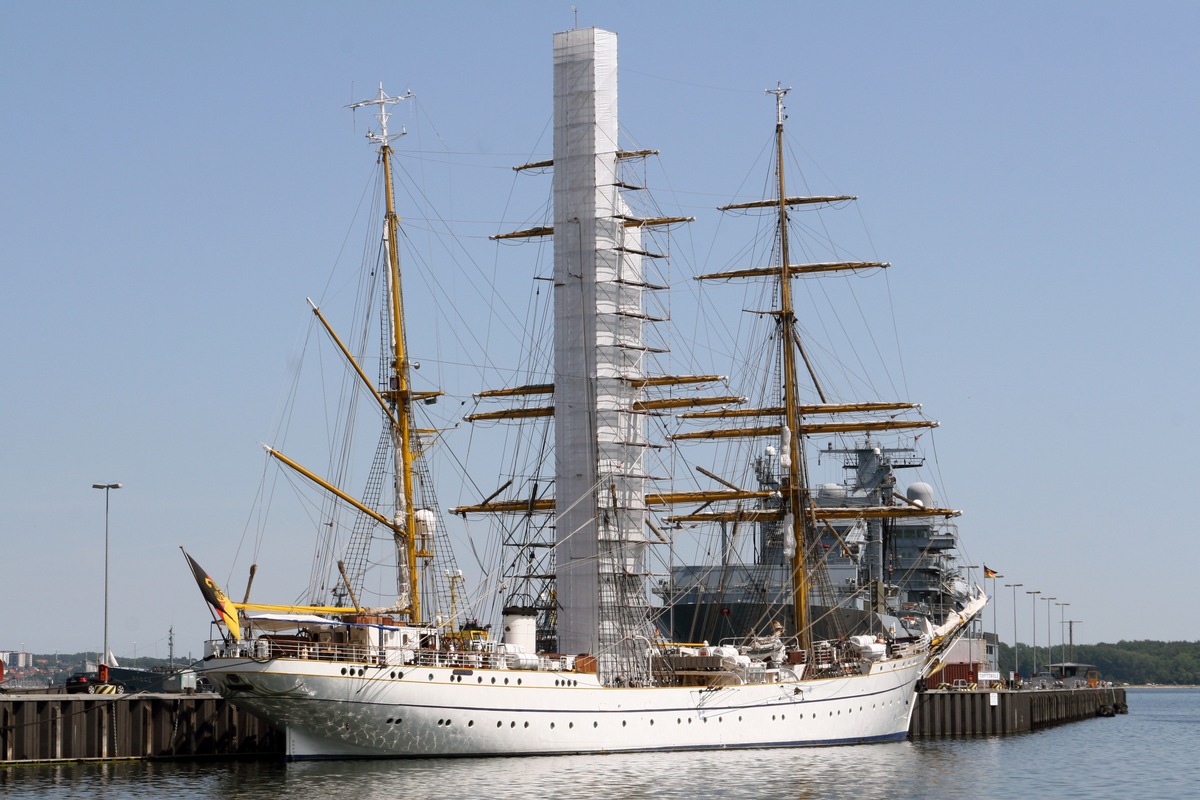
{"left": 622, "top": 721, "right": 627, "bottom": 727}
{"left": 468, "top": 721, "right": 474, "bottom": 727}
{"left": 504, "top": 678, "right": 509, "bottom": 685}
{"left": 478, "top": 677, "right": 483, "bottom": 683}
{"left": 496, "top": 721, "right": 502, "bottom": 728}
{"left": 510, "top": 721, "right": 516, "bottom": 728}
{"left": 569, "top": 722, "right": 574, "bottom": 729}
{"left": 524, "top": 722, "right": 530, "bottom": 729}
{"left": 491, "top": 677, "right": 497, "bottom": 684}
{"left": 340, "top": 668, "right": 347, "bottom": 675}
{"left": 517, "top": 679, "right": 522, "bottom": 685}
{"left": 428, "top": 674, "right": 434, "bottom": 681}
{"left": 386, "top": 717, "right": 393, "bottom": 723}
{"left": 550, "top": 722, "right": 556, "bottom": 729}
{"left": 593, "top": 721, "right": 598, "bottom": 728}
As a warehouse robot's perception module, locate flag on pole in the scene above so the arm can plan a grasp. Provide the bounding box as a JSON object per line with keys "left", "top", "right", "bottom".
{"left": 983, "top": 565, "right": 998, "bottom": 579}
{"left": 183, "top": 549, "right": 243, "bottom": 640}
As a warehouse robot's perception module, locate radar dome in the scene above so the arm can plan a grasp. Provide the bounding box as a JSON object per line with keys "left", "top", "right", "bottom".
{"left": 906, "top": 482, "right": 935, "bottom": 508}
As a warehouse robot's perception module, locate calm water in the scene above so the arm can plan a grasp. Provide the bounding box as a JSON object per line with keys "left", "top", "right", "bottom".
{"left": 2, "top": 688, "right": 1194, "bottom": 800}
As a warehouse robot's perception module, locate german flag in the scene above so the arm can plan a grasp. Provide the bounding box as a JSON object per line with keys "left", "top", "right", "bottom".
{"left": 183, "top": 549, "right": 243, "bottom": 640}
{"left": 983, "top": 565, "right": 998, "bottom": 579}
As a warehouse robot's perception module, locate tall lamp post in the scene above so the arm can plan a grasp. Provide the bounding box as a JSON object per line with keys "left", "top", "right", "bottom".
{"left": 92, "top": 482, "right": 123, "bottom": 671}
{"left": 1056, "top": 602, "right": 1070, "bottom": 666}
{"left": 1026, "top": 590, "right": 1041, "bottom": 676}
{"left": 1041, "top": 596, "right": 1056, "bottom": 674}
{"left": 1004, "top": 583, "right": 1023, "bottom": 679}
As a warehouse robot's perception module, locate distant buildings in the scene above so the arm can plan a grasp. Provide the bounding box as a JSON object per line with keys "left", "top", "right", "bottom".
{"left": 0, "top": 650, "right": 33, "bottom": 669}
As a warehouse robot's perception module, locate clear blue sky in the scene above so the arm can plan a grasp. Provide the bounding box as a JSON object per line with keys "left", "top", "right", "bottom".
{"left": 2, "top": 1, "right": 1197, "bottom": 660}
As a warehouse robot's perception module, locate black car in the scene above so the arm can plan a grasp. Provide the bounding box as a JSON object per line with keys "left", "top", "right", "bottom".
{"left": 64, "top": 673, "right": 124, "bottom": 694}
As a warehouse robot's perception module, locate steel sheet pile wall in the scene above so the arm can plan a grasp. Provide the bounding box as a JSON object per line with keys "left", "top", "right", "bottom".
{"left": 1, "top": 695, "right": 282, "bottom": 763}
{"left": 910, "top": 687, "right": 1127, "bottom": 737}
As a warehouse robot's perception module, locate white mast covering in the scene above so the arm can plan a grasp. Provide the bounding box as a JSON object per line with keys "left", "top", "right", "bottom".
{"left": 552, "top": 28, "right": 650, "bottom": 679}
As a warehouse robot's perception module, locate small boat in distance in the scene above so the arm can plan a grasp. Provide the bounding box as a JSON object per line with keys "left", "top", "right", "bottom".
{"left": 191, "top": 26, "right": 986, "bottom": 760}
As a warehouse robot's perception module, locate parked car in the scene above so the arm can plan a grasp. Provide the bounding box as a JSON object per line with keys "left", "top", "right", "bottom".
{"left": 64, "top": 673, "right": 124, "bottom": 694}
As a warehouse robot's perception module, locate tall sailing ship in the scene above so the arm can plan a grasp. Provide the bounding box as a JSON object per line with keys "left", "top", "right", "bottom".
{"left": 191, "top": 27, "right": 986, "bottom": 760}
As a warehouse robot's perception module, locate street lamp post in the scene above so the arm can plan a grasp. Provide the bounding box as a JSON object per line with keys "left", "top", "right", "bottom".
{"left": 1042, "top": 597, "right": 1056, "bottom": 675}
{"left": 1026, "top": 590, "right": 1041, "bottom": 677}
{"left": 92, "top": 482, "right": 123, "bottom": 672}
{"left": 1056, "top": 602, "right": 1070, "bottom": 666}
{"left": 1004, "top": 583, "right": 1023, "bottom": 679}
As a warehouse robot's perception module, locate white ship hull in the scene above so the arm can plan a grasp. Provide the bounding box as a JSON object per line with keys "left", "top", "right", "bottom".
{"left": 205, "top": 654, "right": 925, "bottom": 759}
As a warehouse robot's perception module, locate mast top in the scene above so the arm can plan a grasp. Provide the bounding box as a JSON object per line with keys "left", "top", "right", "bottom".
{"left": 766, "top": 82, "right": 791, "bottom": 127}
{"left": 347, "top": 83, "right": 414, "bottom": 147}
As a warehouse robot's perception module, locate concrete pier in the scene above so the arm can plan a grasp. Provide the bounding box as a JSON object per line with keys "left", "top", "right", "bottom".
{"left": 0, "top": 694, "right": 282, "bottom": 764}
{"left": 909, "top": 686, "right": 1128, "bottom": 737}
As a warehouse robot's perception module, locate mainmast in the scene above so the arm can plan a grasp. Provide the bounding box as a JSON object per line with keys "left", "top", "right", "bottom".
{"left": 766, "top": 84, "right": 813, "bottom": 650}
{"left": 347, "top": 85, "right": 422, "bottom": 623}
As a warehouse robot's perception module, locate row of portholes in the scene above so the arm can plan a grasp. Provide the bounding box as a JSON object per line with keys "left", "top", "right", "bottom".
{"left": 353, "top": 668, "right": 584, "bottom": 687}
{"left": 379, "top": 700, "right": 902, "bottom": 734}
{"left": 442, "top": 674, "right": 585, "bottom": 688}
{"left": 441, "top": 674, "right": 527, "bottom": 686}
{"left": 380, "top": 705, "right": 896, "bottom": 729}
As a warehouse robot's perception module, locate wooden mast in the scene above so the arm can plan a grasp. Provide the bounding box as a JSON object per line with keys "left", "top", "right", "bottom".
{"left": 349, "top": 85, "right": 421, "bottom": 623}
{"left": 767, "top": 84, "right": 813, "bottom": 650}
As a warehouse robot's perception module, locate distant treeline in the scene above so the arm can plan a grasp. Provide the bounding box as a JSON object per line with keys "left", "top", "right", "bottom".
{"left": 994, "top": 640, "right": 1200, "bottom": 684}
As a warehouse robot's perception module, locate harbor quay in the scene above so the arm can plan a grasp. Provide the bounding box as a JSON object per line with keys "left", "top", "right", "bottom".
{"left": 1, "top": 686, "right": 1125, "bottom": 764}
{"left": 911, "top": 686, "right": 1128, "bottom": 737}
{"left": 1, "top": 693, "right": 282, "bottom": 763}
